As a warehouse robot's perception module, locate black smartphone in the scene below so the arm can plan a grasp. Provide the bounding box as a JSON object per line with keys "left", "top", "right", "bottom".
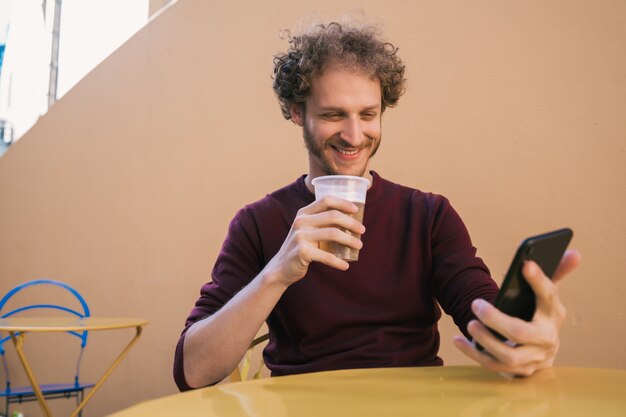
{"left": 476, "top": 228, "right": 573, "bottom": 351}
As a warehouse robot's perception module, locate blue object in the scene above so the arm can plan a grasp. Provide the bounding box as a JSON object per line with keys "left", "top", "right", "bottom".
{"left": 0, "top": 44, "right": 5, "bottom": 70}
{"left": 0, "top": 279, "right": 95, "bottom": 417}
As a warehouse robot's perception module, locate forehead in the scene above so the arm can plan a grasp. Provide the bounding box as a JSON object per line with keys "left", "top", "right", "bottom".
{"left": 308, "top": 66, "right": 382, "bottom": 108}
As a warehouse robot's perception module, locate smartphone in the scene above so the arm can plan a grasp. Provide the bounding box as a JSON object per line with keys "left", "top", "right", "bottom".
{"left": 476, "top": 228, "right": 573, "bottom": 351}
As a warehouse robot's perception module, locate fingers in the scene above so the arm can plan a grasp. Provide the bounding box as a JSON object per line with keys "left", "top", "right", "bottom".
{"left": 296, "top": 196, "right": 365, "bottom": 236}
{"left": 453, "top": 335, "right": 547, "bottom": 377}
{"left": 296, "top": 209, "right": 365, "bottom": 236}
{"left": 300, "top": 195, "right": 360, "bottom": 216}
{"left": 459, "top": 249, "right": 580, "bottom": 378}
{"left": 467, "top": 317, "right": 551, "bottom": 361}
{"left": 551, "top": 249, "right": 581, "bottom": 284}
{"left": 295, "top": 196, "right": 366, "bottom": 249}
{"left": 297, "top": 240, "right": 352, "bottom": 271}
{"left": 303, "top": 226, "right": 364, "bottom": 254}
{"left": 454, "top": 335, "right": 515, "bottom": 374}
{"left": 521, "top": 250, "right": 580, "bottom": 294}
{"left": 459, "top": 313, "right": 556, "bottom": 377}
{"left": 279, "top": 196, "right": 365, "bottom": 276}
{"left": 268, "top": 227, "right": 353, "bottom": 283}
{"left": 521, "top": 261, "right": 568, "bottom": 327}
{"left": 466, "top": 292, "right": 563, "bottom": 376}
{"left": 469, "top": 299, "right": 553, "bottom": 347}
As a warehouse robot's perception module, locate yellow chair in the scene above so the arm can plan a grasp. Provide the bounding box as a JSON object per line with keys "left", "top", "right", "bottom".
{"left": 229, "top": 333, "right": 269, "bottom": 382}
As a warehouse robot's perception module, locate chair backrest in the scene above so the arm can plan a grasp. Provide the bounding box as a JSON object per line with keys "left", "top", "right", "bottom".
{"left": 0, "top": 279, "right": 91, "bottom": 391}
{"left": 229, "top": 333, "right": 269, "bottom": 382}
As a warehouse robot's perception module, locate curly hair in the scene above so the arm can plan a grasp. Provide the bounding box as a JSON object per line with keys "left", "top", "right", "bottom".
{"left": 272, "top": 22, "right": 406, "bottom": 120}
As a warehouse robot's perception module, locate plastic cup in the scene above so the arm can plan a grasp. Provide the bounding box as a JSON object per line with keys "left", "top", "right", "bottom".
{"left": 311, "top": 175, "right": 370, "bottom": 261}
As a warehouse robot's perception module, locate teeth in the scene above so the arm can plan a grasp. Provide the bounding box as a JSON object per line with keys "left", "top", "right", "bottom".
{"left": 336, "top": 148, "right": 359, "bottom": 155}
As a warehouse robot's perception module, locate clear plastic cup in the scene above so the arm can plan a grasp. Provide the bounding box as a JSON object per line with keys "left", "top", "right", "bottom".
{"left": 311, "top": 175, "right": 370, "bottom": 261}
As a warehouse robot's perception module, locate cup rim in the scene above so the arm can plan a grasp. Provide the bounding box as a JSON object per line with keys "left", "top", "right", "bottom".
{"left": 311, "top": 175, "right": 371, "bottom": 186}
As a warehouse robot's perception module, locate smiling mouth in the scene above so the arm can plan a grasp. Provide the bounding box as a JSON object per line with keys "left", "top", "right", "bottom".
{"left": 332, "top": 146, "right": 361, "bottom": 156}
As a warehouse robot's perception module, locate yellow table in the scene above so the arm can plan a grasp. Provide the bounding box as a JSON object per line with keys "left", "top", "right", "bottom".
{"left": 108, "top": 366, "right": 626, "bottom": 417}
{"left": 0, "top": 316, "right": 148, "bottom": 417}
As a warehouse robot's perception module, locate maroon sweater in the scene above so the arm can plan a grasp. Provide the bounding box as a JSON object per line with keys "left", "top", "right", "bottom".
{"left": 174, "top": 172, "right": 498, "bottom": 390}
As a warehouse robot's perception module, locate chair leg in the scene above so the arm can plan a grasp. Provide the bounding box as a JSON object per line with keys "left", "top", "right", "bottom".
{"left": 79, "top": 390, "right": 85, "bottom": 417}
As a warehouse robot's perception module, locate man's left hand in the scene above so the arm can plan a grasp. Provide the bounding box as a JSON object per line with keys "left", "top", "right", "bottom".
{"left": 454, "top": 249, "right": 581, "bottom": 376}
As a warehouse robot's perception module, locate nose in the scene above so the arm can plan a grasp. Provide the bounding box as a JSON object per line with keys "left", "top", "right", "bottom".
{"left": 338, "top": 117, "right": 364, "bottom": 147}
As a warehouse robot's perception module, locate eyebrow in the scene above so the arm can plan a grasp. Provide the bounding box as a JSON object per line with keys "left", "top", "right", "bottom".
{"left": 318, "top": 104, "right": 381, "bottom": 113}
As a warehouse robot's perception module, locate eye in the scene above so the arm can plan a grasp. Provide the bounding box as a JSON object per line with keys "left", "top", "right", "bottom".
{"left": 361, "top": 112, "right": 378, "bottom": 121}
{"left": 320, "top": 113, "right": 343, "bottom": 121}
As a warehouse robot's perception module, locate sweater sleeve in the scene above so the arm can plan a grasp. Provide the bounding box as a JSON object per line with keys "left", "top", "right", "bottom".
{"left": 173, "top": 206, "right": 265, "bottom": 391}
{"left": 427, "top": 197, "right": 498, "bottom": 338}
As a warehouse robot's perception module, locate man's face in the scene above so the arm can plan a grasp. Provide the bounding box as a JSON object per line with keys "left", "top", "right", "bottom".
{"left": 291, "top": 66, "right": 382, "bottom": 180}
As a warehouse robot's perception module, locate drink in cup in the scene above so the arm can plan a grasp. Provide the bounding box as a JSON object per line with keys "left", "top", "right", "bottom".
{"left": 311, "top": 175, "right": 370, "bottom": 261}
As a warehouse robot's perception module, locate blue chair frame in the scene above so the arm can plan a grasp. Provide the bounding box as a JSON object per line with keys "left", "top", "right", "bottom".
{"left": 0, "top": 279, "right": 95, "bottom": 417}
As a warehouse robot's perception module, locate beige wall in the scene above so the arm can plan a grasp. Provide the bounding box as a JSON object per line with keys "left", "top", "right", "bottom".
{"left": 0, "top": 0, "right": 625, "bottom": 415}
{"left": 148, "top": 0, "right": 175, "bottom": 17}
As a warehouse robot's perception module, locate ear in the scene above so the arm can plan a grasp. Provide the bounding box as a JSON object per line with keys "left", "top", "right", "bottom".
{"left": 290, "top": 103, "right": 304, "bottom": 126}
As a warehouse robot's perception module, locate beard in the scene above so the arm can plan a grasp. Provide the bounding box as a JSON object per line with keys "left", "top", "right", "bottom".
{"left": 302, "top": 123, "right": 381, "bottom": 177}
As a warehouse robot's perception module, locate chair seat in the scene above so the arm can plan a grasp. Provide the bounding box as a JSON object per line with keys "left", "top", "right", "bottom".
{"left": 1, "top": 382, "right": 95, "bottom": 398}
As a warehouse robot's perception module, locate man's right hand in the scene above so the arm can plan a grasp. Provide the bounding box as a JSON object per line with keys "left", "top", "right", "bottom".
{"left": 183, "top": 195, "right": 365, "bottom": 388}
{"left": 262, "top": 195, "right": 366, "bottom": 287}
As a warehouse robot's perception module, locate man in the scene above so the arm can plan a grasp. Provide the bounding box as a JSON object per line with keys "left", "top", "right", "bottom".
{"left": 173, "top": 22, "right": 580, "bottom": 390}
